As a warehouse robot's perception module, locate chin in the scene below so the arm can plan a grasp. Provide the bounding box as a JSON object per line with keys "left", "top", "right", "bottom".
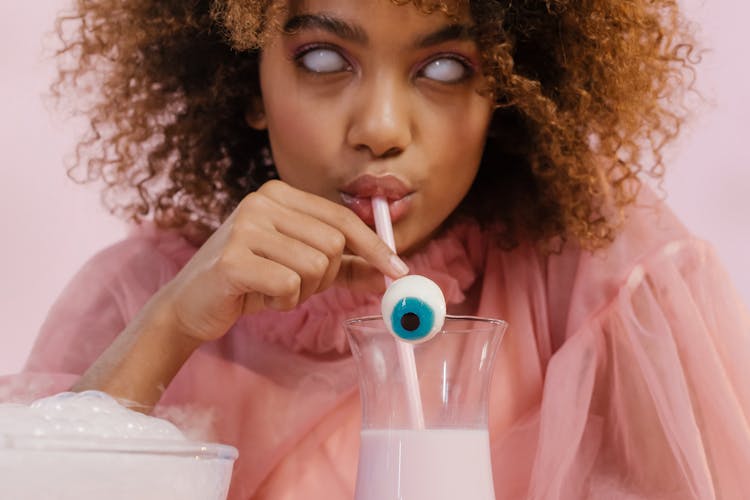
{"left": 395, "top": 223, "right": 441, "bottom": 257}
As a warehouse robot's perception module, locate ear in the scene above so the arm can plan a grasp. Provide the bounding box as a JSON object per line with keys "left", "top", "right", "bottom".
{"left": 245, "top": 97, "right": 267, "bottom": 130}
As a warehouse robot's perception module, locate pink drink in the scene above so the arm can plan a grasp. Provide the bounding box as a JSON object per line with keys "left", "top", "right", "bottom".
{"left": 355, "top": 429, "right": 495, "bottom": 500}
{"left": 346, "top": 316, "right": 505, "bottom": 500}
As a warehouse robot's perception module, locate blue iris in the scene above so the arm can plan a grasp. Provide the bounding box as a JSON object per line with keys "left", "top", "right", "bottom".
{"left": 389, "top": 297, "right": 435, "bottom": 341}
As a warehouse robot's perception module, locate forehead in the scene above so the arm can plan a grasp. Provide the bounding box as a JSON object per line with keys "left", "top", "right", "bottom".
{"left": 280, "top": 0, "right": 471, "bottom": 26}
{"left": 219, "top": 0, "right": 472, "bottom": 50}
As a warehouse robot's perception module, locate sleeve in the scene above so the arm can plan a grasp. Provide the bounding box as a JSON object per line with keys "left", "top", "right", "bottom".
{"left": 23, "top": 236, "right": 180, "bottom": 377}
{"left": 528, "top": 238, "right": 750, "bottom": 499}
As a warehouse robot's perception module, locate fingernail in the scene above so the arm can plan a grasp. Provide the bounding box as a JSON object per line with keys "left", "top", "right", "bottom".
{"left": 390, "top": 255, "right": 409, "bottom": 276}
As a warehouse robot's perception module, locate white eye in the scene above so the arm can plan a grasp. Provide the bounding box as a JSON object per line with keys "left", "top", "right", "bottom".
{"left": 421, "top": 57, "right": 468, "bottom": 83}
{"left": 381, "top": 275, "right": 446, "bottom": 344}
{"left": 298, "top": 48, "right": 349, "bottom": 73}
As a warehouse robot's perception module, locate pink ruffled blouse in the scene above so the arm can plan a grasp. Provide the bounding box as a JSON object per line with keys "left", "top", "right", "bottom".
{"left": 7, "top": 188, "right": 750, "bottom": 499}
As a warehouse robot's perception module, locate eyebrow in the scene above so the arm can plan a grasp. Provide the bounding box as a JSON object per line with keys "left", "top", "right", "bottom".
{"left": 283, "top": 14, "right": 368, "bottom": 44}
{"left": 282, "top": 14, "right": 475, "bottom": 48}
{"left": 413, "top": 23, "right": 475, "bottom": 49}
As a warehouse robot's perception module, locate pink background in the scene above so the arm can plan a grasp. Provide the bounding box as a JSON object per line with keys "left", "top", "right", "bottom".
{"left": 1, "top": 1, "right": 748, "bottom": 375}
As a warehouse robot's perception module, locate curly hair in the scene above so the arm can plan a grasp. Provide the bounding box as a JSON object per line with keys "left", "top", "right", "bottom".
{"left": 52, "top": 0, "right": 700, "bottom": 249}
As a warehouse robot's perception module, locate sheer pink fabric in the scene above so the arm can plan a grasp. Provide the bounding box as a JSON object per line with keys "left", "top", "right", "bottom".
{"left": 7, "top": 188, "right": 750, "bottom": 499}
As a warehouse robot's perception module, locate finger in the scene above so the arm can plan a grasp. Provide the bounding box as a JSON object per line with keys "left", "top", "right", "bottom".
{"left": 259, "top": 180, "right": 409, "bottom": 279}
{"left": 244, "top": 226, "right": 330, "bottom": 303}
{"left": 264, "top": 293, "right": 300, "bottom": 311}
{"left": 335, "top": 255, "right": 388, "bottom": 294}
{"left": 269, "top": 205, "right": 345, "bottom": 293}
{"left": 236, "top": 189, "right": 344, "bottom": 296}
{"left": 240, "top": 292, "right": 266, "bottom": 316}
{"left": 218, "top": 250, "right": 301, "bottom": 309}
{"left": 316, "top": 250, "right": 341, "bottom": 293}
{"left": 272, "top": 201, "right": 347, "bottom": 257}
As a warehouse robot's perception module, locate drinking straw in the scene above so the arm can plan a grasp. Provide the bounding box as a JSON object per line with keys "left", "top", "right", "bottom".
{"left": 371, "top": 196, "right": 425, "bottom": 429}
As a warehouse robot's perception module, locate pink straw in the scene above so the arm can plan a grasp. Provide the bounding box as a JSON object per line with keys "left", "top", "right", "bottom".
{"left": 372, "top": 196, "right": 425, "bottom": 429}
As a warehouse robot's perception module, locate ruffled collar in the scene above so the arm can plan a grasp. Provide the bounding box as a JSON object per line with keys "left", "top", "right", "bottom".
{"left": 236, "top": 219, "right": 489, "bottom": 354}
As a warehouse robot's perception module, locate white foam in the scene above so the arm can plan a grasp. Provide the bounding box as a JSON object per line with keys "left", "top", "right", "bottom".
{"left": 0, "top": 390, "right": 185, "bottom": 440}
{"left": 0, "top": 391, "right": 236, "bottom": 500}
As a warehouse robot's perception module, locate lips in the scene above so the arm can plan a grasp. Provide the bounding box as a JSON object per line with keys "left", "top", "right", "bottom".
{"left": 339, "top": 174, "right": 414, "bottom": 225}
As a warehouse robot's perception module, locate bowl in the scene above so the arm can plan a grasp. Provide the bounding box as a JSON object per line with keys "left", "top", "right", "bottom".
{"left": 0, "top": 433, "right": 238, "bottom": 500}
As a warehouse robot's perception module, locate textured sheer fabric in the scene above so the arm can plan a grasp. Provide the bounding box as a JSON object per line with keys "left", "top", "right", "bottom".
{"left": 6, "top": 189, "right": 749, "bottom": 499}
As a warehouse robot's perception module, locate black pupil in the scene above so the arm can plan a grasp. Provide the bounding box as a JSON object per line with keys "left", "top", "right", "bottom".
{"left": 400, "top": 313, "right": 421, "bottom": 332}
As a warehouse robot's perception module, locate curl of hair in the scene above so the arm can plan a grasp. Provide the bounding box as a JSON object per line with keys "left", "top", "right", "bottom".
{"left": 53, "top": 0, "right": 701, "bottom": 249}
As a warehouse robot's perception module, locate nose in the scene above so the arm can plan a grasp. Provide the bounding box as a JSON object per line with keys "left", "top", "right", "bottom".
{"left": 346, "top": 75, "right": 413, "bottom": 159}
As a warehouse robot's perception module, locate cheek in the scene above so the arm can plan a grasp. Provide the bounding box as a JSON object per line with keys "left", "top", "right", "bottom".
{"left": 421, "top": 97, "right": 491, "bottom": 206}
{"left": 267, "top": 99, "right": 323, "bottom": 155}
{"left": 258, "top": 56, "right": 339, "bottom": 174}
{"left": 455, "top": 100, "right": 493, "bottom": 155}
{"left": 264, "top": 97, "right": 338, "bottom": 184}
{"left": 429, "top": 100, "right": 491, "bottom": 168}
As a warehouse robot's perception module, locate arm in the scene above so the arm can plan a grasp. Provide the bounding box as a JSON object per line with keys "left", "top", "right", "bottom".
{"left": 71, "top": 288, "right": 202, "bottom": 413}
{"left": 70, "top": 180, "right": 408, "bottom": 412}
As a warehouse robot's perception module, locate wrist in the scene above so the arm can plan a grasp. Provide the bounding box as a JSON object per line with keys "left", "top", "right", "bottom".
{"left": 137, "top": 292, "right": 205, "bottom": 353}
{"left": 74, "top": 292, "right": 204, "bottom": 413}
{"left": 147, "top": 280, "right": 234, "bottom": 343}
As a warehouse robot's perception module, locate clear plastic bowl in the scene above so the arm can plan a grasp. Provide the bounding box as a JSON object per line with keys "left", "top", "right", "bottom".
{"left": 0, "top": 434, "right": 238, "bottom": 500}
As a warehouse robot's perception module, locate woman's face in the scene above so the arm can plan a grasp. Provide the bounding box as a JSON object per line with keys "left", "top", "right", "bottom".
{"left": 253, "top": 0, "right": 494, "bottom": 254}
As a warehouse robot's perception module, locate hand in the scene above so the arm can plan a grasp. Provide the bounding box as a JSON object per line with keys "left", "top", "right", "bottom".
{"left": 155, "top": 180, "right": 409, "bottom": 342}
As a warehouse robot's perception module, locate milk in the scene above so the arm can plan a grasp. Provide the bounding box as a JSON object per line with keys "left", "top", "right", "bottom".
{"left": 0, "top": 391, "right": 237, "bottom": 500}
{"left": 355, "top": 429, "right": 495, "bottom": 500}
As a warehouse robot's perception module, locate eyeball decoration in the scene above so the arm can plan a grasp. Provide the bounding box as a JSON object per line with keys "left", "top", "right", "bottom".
{"left": 381, "top": 275, "right": 446, "bottom": 344}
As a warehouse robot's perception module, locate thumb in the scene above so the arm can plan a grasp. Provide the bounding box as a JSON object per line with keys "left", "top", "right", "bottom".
{"left": 335, "top": 255, "right": 388, "bottom": 294}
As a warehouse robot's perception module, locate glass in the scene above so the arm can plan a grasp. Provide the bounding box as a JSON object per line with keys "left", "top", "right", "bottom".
{"left": 345, "top": 315, "right": 507, "bottom": 500}
{"left": 0, "top": 435, "right": 237, "bottom": 500}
